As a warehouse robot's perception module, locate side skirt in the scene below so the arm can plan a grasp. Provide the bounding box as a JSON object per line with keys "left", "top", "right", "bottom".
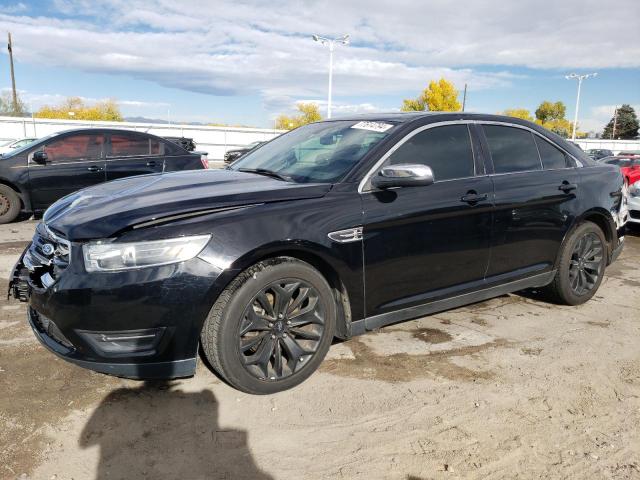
{"left": 350, "top": 270, "right": 556, "bottom": 336}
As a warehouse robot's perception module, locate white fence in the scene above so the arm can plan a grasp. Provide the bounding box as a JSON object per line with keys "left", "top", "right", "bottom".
{"left": 2, "top": 115, "right": 639, "bottom": 159}
{"left": 0, "top": 116, "right": 285, "bottom": 161}
{"left": 573, "top": 139, "right": 640, "bottom": 154}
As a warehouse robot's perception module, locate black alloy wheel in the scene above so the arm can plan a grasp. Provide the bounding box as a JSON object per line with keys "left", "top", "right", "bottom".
{"left": 201, "top": 257, "right": 336, "bottom": 394}
{"left": 238, "top": 280, "right": 325, "bottom": 381}
{"left": 568, "top": 232, "right": 604, "bottom": 296}
{"left": 542, "top": 221, "right": 607, "bottom": 305}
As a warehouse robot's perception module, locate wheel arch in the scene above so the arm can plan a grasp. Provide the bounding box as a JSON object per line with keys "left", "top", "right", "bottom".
{"left": 0, "top": 177, "right": 29, "bottom": 211}
{"left": 225, "top": 242, "right": 356, "bottom": 340}
{"left": 557, "top": 208, "right": 617, "bottom": 268}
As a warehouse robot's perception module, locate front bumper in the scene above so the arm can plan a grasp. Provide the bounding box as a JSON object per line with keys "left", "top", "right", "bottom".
{"left": 9, "top": 226, "right": 238, "bottom": 380}
{"left": 628, "top": 195, "right": 640, "bottom": 224}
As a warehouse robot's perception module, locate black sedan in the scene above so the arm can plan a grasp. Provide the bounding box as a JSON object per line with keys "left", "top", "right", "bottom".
{"left": 586, "top": 148, "right": 614, "bottom": 160}
{"left": 0, "top": 128, "right": 207, "bottom": 223}
{"left": 223, "top": 141, "right": 265, "bottom": 163}
{"left": 9, "top": 113, "right": 625, "bottom": 394}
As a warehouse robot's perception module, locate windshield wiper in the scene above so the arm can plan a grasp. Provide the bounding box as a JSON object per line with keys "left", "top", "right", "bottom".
{"left": 237, "top": 168, "right": 292, "bottom": 182}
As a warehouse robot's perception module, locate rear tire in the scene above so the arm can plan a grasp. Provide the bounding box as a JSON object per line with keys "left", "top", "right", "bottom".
{"left": 0, "top": 185, "right": 21, "bottom": 224}
{"left": 200, "top": 257, "right": 336, "bottom": 394}
{"left": 543, "top": 222, "right": 607, "bottom": 305}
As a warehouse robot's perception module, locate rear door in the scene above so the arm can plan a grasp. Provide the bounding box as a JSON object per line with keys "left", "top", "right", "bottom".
{"left": 28, "top": 132, "right": 106, "bottom": 209}
{"left": 105, "top": 132, "right": 165, "bottom": 180}
{"left": 362, "top": 122, "right": 493, "bottom": 318}
{"left": 480, "top": 123, "right": 580, "bottom": 283}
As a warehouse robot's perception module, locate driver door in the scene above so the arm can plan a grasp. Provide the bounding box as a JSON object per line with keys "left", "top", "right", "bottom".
{"left": 361, "top": 123, "right": 493, "bottom": 319}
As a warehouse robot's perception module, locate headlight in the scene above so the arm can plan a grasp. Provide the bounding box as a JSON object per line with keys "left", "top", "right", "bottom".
{"left": 630, "top": 181, "right": 640, "bottom": 198}
{"left": 83, "top": 235, "right": 211, "bottom": 272}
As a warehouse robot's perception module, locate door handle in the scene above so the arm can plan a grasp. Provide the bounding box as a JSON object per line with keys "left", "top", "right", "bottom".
{"left": 559, "top": 182, "right": 577, "bottom": 193}
{"left": 87, "top": 166, "right": 102, "bottom": 172}
{"left": 460, "top": 192, "right": 488, "bottom": 204}
{"left": 146, "top": 161, "right": 156, "bottom": 167}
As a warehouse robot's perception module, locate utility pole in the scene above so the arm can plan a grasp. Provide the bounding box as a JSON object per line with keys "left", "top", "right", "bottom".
{"left": 462, "top": 83, "right": 467, "bottom": 112}
{"left": 7, "top": 32, "right": 19, "bottom": 114}
{"left": 612, "top": 106, "right": 618, "bottom": 139}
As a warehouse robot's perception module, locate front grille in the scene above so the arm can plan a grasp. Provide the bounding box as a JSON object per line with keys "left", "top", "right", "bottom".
{"left": 24, "top": 223, "right": 71, "bottom": 287}
{"left": 31, "top": 308, "right": 73, "bottom": 348}
{"left": 630, "top": 210, "right": 640, "bottom": 220}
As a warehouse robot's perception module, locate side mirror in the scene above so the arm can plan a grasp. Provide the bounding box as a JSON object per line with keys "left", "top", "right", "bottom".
{"left": 371, "top": 164, "right": 434, "bottom": 189}
{"left": 32, "top": 151, "right": 48, "bottom": 164}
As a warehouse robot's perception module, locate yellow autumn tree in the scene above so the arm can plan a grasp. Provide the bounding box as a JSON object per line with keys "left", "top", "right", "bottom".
{"left": 275, "top": 102, "right": 322, "bottom": 130}
{"left": 35, "top": 97, "right": 123, "bottom": 121}
{"left": 501, "top": 108, "right": 534, "bottom": 121}
{"left": 401, "top": 78, "right": 462, "bottom": 112}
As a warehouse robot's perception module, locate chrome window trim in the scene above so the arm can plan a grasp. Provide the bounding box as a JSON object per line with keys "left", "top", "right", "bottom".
{"left": 358, "top": 119, "right": 583, "bottom": 193}
{"left": 358, "top": 120, "right": 476, "bottom": 193}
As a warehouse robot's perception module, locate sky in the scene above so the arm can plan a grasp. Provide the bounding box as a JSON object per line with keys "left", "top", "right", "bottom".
{"left": 0, "top": 0, "right": 639, "bottom": 132}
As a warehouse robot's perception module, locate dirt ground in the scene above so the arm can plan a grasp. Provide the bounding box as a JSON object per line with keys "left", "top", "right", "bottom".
{"left": 1, "top": 220, "right": 639, "bottom": 480}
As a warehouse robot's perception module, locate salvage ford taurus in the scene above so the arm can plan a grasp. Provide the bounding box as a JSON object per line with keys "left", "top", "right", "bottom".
{"left": 9, "top": 113, "right": 626, "bottom": 394}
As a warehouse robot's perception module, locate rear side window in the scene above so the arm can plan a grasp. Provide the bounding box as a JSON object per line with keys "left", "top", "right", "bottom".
{"left": 44, "top": 134, "right": 104, "bottom": 162}
{"left": 534, "top": 136, "right": 570, "bottom": 170}
{"left": 109, "top": 133, "right": 164, "bottom": 157}
{"left": 387, "top": 124, "right": 475, "bottom": 181}
{"left": 483, "top": 125, "right": 541, "bottom": 174}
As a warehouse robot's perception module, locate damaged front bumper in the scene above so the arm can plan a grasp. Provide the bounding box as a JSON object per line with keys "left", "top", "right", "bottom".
{"left": 8, "top": 223, "right": 230, "bottom": 380}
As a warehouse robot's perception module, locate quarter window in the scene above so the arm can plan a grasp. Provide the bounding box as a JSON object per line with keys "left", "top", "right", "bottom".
{"left": 387, "top": 124, "right": 475, "bottom": 181}
{"left": 535, "top": 136, "right": 570, "bottom": 170}
{"left": 44, "top": 134, "right": 104, "bottom": 162}
{"left": 483, "top": 125, "right": 541, "bottom": 174}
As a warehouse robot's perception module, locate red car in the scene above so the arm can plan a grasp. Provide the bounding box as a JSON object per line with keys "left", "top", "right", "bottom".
{"left": 601, "top": 156, "right": 640, "bottom": 186}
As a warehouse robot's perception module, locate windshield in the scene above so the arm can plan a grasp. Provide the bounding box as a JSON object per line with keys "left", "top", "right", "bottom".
{"left": 230, "top": 120, "right": 397, "bottom": 183}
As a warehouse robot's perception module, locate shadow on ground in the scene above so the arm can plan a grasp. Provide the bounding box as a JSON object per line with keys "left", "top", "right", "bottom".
{"left": 79, "top": 381, "right": 273, "bottom": 480}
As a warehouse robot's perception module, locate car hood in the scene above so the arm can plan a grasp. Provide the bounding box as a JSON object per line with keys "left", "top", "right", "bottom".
{"left": 43, "top": 169, "right": 332, "bottom": 240}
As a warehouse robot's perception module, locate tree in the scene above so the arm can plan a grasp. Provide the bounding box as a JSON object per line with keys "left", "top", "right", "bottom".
{"left": 532, "top": 100, "right": 581, "bottom": 137}
{"left": 275, "top": 102, "right": 322, "bottom": 130}
{"left": 535, "top": 101, "right": 566, "bottom": 123}
{"left": 401, "top": 78, "right": 461, "bottom": 112}
{"left": 501, "top": 108, "right": 533, "bottom": 121}
{"left": 35, "top": 96, "right": 123, "bottom": 121}
{"left": 603, "top": 104, "right": 639, "bottom": 139}
{"left": 0, "top": 91, "right": 27, "bottom": 116}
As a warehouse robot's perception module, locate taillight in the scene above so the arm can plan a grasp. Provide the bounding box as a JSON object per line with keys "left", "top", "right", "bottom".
{"left": 200, "top": 155, "right": 209, "bottom": 169}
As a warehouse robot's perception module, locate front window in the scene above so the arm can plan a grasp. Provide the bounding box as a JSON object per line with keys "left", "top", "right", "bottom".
{"left": 230, "top": 120, "right": 397, "bottom": 183}
{"left": 44, "top": 134, "right": 105, "bottom": 162}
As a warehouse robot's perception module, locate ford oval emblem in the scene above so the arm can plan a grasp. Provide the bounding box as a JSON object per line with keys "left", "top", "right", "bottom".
{"left": 42, "top": 243, "right": 55, "bottom": 256}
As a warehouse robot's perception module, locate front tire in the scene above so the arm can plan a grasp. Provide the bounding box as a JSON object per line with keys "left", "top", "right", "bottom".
{"left": 0, "top": 185, "right": 21, "bottom": 224}
{"left": 201, "top": 257, "right": 336, "bottom": 394}
{"left": 543, "top": 221, "right": 607, "bottom": 305}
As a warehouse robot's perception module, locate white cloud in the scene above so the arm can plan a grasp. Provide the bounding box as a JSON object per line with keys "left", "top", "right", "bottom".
{"left": 1, "top": 88, "right": 169, "bottom": 110}
{"left": 0, "top": 0, "right": 638, "bottom": 113}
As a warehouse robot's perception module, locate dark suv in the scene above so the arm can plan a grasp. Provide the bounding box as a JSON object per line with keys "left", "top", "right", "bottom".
{"left": 9, "top": 113, "right": 625, "bottom": 394}
{"left": 0, "top": 128, "right": 207, "bottom": 223}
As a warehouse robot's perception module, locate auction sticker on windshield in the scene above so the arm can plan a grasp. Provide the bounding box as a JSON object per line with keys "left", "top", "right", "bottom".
{"left": 351, "top": 121, "right": 394, "bottom": 133}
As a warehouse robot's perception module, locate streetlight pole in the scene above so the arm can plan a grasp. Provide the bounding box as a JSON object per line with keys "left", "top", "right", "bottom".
{"left": 312, "top": 34, "right": 349, "bottom": 119}
{"left": 565, "top": 72, "right": 597, "bottom": 141}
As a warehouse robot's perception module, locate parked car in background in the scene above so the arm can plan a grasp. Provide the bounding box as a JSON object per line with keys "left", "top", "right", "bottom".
{"left": 627, "top": 180, "right": 640, "bottom": 227}
{"left": 600, "top": 156, "right": 640, "bottom": 186}
{"left": 0, "top": 137, "right": 38, "bottom": 155}
{"left": 585, "top": 148, "right": 613, "bottom": 160}
{"left": 618, "top": 150, "right": 640, "bottom": 157}
{"left": 223, "top": 140, "right": 265, "bottom": 163}
{"left": 9, "top": 113, "right": 625, "bottom": 394}
{"left": 164, "top": 136, "right": 196, "bottom": 152}
{"left": 0, "top": 128, "right": 208, "bottom": 223}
